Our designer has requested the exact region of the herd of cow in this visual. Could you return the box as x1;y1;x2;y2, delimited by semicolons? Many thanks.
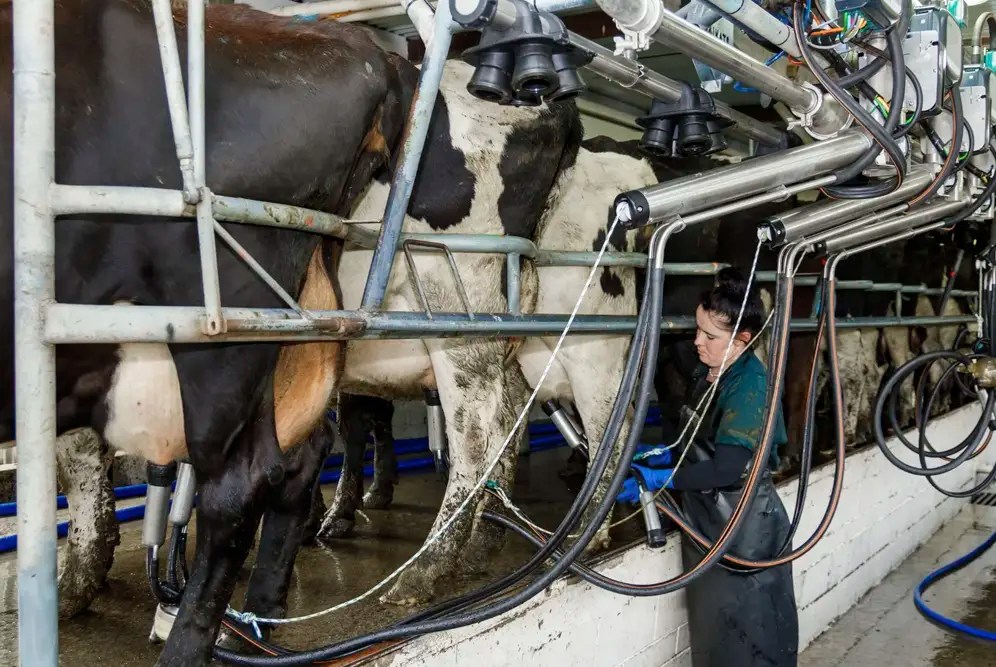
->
0;1;977;665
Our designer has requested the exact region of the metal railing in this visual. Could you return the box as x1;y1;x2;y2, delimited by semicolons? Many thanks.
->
9;1;981;662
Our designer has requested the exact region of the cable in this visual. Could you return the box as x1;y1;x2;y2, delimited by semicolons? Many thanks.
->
909;90;964;208
914;530;996;642
795;0;909;199
212;222;670;664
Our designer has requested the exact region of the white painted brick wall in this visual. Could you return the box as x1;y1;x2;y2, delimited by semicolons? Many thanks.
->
372;405;995;666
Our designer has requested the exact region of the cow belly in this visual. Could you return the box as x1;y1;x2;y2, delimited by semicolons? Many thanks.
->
273;245;341;451
340;338;435;400
103;343;187;464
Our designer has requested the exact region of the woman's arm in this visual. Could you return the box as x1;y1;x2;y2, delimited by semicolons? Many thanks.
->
670;443;752;491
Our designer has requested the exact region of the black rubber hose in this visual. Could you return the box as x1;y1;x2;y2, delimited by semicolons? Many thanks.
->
146;547;182;606
166;524;186;594
894;67;922;139
875;351;995;477
916;360;996;498
777;277;827;554
888;353;982;458
213;248;666;664
388;256;661;629
939;143;996;226
938;249;964;315
795;0;909;198
910;90;965;208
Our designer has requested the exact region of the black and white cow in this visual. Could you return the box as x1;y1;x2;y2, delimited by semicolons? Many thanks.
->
0;1;418;664
320;127;736;604
326;59;622;605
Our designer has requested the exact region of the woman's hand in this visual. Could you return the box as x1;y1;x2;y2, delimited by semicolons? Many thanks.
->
616;463;674;503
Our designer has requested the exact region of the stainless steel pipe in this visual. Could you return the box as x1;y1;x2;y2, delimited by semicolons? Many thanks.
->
569;33;785;146
614;130;872;227
759;167;935;246
821;198;966;254
594;0;813;110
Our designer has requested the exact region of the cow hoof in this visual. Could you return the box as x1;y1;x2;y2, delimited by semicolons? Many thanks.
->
58;585;99;620
582;531;612;556
380;594;422;607
216;622;273;652
362;488;393;510
317;515;356;540
380;571;436;607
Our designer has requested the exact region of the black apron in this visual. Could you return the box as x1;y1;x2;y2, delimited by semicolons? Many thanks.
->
677;370;799;667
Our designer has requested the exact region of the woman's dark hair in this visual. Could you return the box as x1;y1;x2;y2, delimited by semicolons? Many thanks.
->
698;266;765;334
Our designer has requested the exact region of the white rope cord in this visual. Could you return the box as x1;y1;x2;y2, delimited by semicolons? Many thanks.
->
658;240;765;494
229;215;625;626
483;240;769;534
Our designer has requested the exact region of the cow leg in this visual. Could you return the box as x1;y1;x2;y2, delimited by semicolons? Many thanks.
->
882;323;916;427
459;365;530;577
857;329;887;444
241;423;329;623
558;337;633;554
363;398;397;510
782;336;819;466
56;427;120;618
301;416;333;545
156;421;275;667
381;338;514;606
834;329;865;447
318;396;368;540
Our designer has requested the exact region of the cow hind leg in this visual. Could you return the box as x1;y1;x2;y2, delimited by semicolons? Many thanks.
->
559;337;633;554
318;398;368;540
242;423;329;624
156;428;274;666
301;416;333;545
381;339;515;606
459;366;530;577
56;428;120;619
363;399;397;510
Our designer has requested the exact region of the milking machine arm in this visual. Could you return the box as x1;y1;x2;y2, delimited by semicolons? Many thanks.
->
209;0;996;662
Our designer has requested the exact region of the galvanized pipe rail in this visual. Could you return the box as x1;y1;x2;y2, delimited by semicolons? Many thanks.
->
42;303;977;344
11;1;980;661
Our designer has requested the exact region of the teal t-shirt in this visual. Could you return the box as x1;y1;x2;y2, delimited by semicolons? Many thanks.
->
711;351;787;470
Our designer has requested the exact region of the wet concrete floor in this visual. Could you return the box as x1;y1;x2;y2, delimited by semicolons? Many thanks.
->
0;447;643;665
802;505;996;667
1;442;993;665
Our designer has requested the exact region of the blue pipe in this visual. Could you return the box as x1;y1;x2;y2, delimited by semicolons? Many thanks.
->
0;409;663;553
913;530;996;641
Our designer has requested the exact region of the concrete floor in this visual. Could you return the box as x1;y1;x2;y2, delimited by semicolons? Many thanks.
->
0;442;993;665
0;446;643;665
801;503;996;667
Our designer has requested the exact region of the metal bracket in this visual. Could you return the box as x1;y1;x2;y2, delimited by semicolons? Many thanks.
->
211;216;312;323
402;239;475;320
618;62;648;89
613;30;650;57
195;187;226;335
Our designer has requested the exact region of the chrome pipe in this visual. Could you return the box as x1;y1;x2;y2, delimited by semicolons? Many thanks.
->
615;130;872;227
759;167;935;246
821;199;966;254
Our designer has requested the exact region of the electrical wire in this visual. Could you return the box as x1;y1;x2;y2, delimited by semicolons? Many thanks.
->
794;0;910;199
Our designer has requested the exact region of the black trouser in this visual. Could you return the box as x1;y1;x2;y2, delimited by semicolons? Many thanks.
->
679;475;799;667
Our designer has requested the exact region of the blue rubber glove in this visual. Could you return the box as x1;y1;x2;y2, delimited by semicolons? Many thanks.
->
616;464;674;504
633;444;673;468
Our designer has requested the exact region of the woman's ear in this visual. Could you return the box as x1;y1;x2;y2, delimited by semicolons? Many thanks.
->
735;331;753;347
